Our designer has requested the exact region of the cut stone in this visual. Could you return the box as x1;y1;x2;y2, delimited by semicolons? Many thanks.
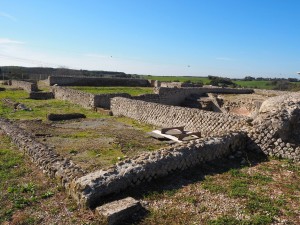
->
96;197;142;225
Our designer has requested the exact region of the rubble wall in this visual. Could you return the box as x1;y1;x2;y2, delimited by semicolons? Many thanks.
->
0;118;86;188
247;92;300;162
111;97;248;136
155;87;254;105
71;132;248;208
47;76;150;87
29;92;54;100
11;80;38;92
51;86;95;108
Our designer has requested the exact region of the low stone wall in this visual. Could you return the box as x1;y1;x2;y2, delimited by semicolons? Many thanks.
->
51;86;133;109
47;76;150;87
52;86;95;108
111;98;249;136
254;89;291;96
0;118;86;188
131;94;160;103
71;132;247;208
154;87;254;106
94;93;131;109
29;92;54;100
11;80;38;93
247;92;300;161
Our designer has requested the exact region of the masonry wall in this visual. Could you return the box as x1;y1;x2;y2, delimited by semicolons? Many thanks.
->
51;86;134;109
52;86;95;108
111;97;248;136
94;93;131;109
11;80;38;93
246;92;300;162
29;92;54;100
47;76;150;87
0;118;86;188
155;87;254;106
71;132;247;208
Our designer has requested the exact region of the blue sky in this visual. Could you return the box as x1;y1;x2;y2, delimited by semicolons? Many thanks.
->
0;0;299;78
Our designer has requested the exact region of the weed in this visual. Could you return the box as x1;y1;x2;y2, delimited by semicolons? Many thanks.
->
41;191;54;199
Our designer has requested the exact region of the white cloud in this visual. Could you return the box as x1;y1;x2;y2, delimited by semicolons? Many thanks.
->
0;12;16;21
0;38;24;45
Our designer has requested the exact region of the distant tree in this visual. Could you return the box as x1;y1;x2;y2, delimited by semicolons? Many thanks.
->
209;76;236;87
244;76;255;81
288;78;299;82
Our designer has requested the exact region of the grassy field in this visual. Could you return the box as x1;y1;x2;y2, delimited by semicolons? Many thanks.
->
137;157;300;225
0;133;98;224
71;86;154;96
234;80;276;89
0;87;105;121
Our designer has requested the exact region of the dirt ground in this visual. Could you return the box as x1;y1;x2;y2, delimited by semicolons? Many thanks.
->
16;118;167;172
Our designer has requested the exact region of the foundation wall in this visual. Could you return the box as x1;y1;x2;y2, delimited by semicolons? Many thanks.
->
47;76;150;87
11;80;38;92
111;97;248;136
71;132;248;208
155;87;254;105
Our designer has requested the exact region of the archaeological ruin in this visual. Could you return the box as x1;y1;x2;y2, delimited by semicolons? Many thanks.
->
1;75;300;224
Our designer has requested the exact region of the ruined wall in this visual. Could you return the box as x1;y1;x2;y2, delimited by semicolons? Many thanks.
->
94;93;131;109
221;100;262;117
155;87;254;106
111;98;248;136
71;132;247;208
47;76;150;87
246;92;300;161
29;92;54;100
51;86;95;108
0;118;86;188
131;94;160;103
51;86;133;109
11;80;38;92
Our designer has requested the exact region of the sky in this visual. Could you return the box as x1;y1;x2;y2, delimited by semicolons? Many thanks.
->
0;0;300;78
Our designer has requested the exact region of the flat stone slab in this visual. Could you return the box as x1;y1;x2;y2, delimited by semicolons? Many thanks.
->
96;197;142;225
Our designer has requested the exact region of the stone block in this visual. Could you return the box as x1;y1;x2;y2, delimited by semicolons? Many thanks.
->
96;197;142;225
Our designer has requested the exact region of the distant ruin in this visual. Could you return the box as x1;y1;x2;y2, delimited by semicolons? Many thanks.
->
1;75;299;222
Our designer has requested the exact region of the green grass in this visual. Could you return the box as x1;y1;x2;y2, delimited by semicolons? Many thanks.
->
202;168;281;224
0;134;98;224
0;87;106;120
234;80;276;89
71;86;154;96
114;116;157;132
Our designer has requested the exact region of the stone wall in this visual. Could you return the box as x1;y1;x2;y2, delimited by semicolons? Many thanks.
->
51;86;134;109
111;98;249;136
94;93;131;109
155;87;254;106
29;92;54;100
52;86;95;108
71;132;247;208
47;76;150;87
11;80;38;93
246;92;300;161
0;118;86;188
131;94;160;103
